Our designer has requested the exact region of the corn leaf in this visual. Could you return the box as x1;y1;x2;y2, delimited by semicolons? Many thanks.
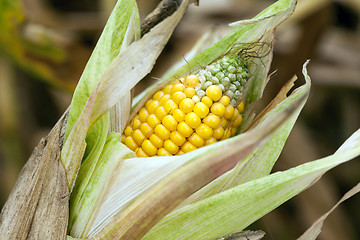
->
68;133;134;238
142;128;360;240
297;182;360;240
64;0;140;141
61;0;140;191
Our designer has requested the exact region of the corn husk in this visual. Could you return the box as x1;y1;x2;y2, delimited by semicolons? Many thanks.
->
2;0;360;240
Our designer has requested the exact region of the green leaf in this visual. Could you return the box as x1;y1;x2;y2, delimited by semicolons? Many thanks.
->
142;128;360;240
68;133;134;238
61;0;140;191
65;0;140;141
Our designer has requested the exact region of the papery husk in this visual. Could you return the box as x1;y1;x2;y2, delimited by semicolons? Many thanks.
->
0;111;69;239
297;182;360;240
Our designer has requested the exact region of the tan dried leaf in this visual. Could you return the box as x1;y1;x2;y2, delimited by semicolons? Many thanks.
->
0;112;69;239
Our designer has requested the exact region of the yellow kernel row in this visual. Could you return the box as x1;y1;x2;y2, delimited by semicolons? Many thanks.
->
122;75;245;157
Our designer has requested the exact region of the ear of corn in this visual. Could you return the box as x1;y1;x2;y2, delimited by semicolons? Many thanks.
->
122;55;248;157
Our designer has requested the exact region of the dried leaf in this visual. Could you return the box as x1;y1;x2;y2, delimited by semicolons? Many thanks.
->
0;113;69;239
297;182;360;240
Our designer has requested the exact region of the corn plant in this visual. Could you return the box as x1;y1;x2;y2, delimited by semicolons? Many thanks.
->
1;0;359;239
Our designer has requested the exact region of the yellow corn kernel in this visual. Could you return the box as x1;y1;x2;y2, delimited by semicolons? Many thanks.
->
206;85;222;101
213;126;224;140
125;136;138;151
141;140;157;156
173;79;182;84
159;94;171;105
163;99;178;114
132;116;141;129
231;108;239;121
176;150;185;155
153;90;164;101
162;115;177;131
124;125;133;136
205;137;217;145
179;98;195;113
170;131;186;146
210;102;226;117
233;114;243;127
154;124;170;140
163;85;172;94
172;109;185;122
185;112;201;129
171;83;185;94
231;127;237;135
158;147;172;156
181;141;197;153
149;134;164;148
145;99;153;109
193;102;209;118
140;122;153;137
121;134;126;143
172;91;186;105
203;114;221;129
133;129;145;146
177;122;193;138
147;114;161;128
188;133;205;147
201;96;213;108
222;129;232;140
237;101;245;113
196;123;213;140
224;105;235;119
184;75;199;88
155;106;167;120
220;118;228;128
184;87;196;98
136;147;149;157
218;95;230;107
139;107;149;122
146;100;160;114
164;139;179;154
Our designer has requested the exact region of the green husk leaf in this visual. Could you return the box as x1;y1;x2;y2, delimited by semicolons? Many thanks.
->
297;183;360;240
142;128;360;240
61;0;140;191
64;0;140;141
68;133;134;238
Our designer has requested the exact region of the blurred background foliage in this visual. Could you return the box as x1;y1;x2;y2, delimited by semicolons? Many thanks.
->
0;0;359;239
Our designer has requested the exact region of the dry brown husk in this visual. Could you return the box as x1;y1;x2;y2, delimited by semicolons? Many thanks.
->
0;111;69;239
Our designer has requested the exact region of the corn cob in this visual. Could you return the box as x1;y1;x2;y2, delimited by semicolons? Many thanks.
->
122;55;248;157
